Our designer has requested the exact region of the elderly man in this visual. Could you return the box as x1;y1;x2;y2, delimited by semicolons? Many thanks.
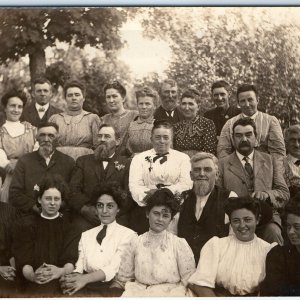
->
217;84;285;159
204;80;240;136
9;123;75;214
153;79;184;124
69;124;132;231
129;120;192;234
218;117;289;245
22;76;62;127
178;152;236;263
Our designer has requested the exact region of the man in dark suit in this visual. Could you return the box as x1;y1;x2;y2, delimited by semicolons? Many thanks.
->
22;77;62;127
9;122;75;214
69;124;132;232
218;117;290;245
154;79;184;124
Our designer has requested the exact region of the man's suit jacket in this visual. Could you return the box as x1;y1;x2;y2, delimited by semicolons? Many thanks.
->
22;102;62;127
153;106;184;124
69;154;131;213
218;150;289;209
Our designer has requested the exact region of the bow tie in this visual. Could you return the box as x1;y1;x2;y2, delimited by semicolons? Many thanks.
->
38;107;46;112
153;152;169;164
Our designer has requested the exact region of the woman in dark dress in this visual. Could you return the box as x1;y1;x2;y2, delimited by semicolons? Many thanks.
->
12;174;77;297
261;198;300;296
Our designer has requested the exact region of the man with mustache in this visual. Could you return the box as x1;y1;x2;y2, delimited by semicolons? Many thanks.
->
69;124;131;232
218;117;289;245
177;152;237;263
9;123;75;215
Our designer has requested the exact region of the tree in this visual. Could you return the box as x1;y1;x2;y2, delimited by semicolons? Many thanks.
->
0;8;127;83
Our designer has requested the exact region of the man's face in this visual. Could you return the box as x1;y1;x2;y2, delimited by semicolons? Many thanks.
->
287;131;300;159
33;83;52;106
37;126;58;157
190;158;217;196
95;126;119;160
233;124;256;156
160;83;178;111
151;127;172;155
238;90;258;117
212;87;229;109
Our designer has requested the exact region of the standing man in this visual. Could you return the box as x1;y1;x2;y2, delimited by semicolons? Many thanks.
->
217;84;285;159
154;79;184;124
204;80;240;137
22;77;62;127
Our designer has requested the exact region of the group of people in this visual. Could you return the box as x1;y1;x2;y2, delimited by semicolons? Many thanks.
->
0;76;299;297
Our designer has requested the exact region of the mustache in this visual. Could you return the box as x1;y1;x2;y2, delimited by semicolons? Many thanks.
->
239;141;251;147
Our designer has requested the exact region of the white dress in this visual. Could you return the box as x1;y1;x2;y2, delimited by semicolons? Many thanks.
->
115;230;196;297
188;235;276;295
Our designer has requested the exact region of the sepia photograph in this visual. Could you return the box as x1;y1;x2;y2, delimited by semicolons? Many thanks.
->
0;6;299;297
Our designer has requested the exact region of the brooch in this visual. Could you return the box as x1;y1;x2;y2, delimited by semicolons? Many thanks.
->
114;161;125;171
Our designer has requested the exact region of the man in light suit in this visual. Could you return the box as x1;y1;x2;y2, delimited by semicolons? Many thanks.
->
218;117;290;244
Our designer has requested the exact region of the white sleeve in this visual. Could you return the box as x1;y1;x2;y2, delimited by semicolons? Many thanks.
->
73;237;84;273
0;149;9;168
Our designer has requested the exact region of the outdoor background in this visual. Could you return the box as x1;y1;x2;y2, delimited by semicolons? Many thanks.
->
0;7;299;128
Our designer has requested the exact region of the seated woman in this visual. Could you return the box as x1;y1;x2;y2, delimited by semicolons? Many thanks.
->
49;80;101;160
127;86;158;156
188;196;276;296
112;188;196;297
173;88;217;157
101;81;138;156
0;89;36;203
12;174;77;297
261;198;300;296
60;183;136;296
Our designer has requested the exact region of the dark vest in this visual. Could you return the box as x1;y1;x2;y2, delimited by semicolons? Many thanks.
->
178;186;230;263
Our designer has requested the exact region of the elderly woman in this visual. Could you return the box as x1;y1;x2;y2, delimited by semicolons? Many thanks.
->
0;89;36;203
112;188;196;297
101;81;138;156
173;88;217;157
189;196;276;296
12;174;77;297
127;86;158;155
49;80;101;160
261;198;300;296
60;183;136;297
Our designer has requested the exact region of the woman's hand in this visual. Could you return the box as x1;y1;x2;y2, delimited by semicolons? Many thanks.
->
60;273;87;296
0;266;16;281
34;264;53;284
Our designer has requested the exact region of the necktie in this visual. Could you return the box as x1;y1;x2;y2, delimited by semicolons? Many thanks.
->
243;156;254;178
96;225;107;245
38;107;46;112
153;152;169;164
295;160;300;166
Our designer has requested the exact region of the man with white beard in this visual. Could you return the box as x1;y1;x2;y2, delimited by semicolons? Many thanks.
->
177;152;237;263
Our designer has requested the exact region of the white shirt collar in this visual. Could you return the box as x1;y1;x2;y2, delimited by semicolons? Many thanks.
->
99;220;117;232
236;150;254;163
287;154;300;164
40;212;60;219
35;102;50;111
242;111;258;119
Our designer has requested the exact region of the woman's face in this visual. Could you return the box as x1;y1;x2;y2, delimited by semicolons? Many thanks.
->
137;96;156;120
38;188;62;217
65;87;85;111
105;88;125;113
5;97;23;122
230;208;258;242
287;213;300;246
96;194;120;225
147;205;172;233
180;97;199;120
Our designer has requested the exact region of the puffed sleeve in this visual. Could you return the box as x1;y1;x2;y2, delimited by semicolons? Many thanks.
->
73;237;85;274
176;237;196;286
188;236;220;288
90;114;101;149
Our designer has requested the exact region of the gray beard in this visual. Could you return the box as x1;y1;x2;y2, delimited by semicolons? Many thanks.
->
94;144;109;161
194;181;211;197
39;144;54;157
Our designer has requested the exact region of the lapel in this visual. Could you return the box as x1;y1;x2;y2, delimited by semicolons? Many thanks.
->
253;150;266;178
198;188;216;224
228;152;247;183
93;157;104;182
29;103;41;122
105;155;120;181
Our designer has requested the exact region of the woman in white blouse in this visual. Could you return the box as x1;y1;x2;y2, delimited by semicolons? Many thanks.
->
112;188;196;297
60;183;136;296
188;196;277;296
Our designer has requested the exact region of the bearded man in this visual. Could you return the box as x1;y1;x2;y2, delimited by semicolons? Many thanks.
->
177;152;237;263
9;123;75;214
69;124;132;232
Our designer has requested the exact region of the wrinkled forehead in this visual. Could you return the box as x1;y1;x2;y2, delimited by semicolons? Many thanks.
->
34;82;51;91
38;126;58;135
192;158;216;170
98;126;116;138
233;125;255;135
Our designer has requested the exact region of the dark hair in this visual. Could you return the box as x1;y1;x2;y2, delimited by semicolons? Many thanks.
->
1;89;27;107
98;123;120;140
37;122;59;132
145;188;180;218
225;196;261;220
151;119;173;135
236;84;257;100
35;174;69;206
211;80;230;93
232;117;257;137
33;76;52;87
63;80;86;98
283;196;300;220
135;86;159;106
90;182;125;209
103;80;126;98
180;88;201;104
